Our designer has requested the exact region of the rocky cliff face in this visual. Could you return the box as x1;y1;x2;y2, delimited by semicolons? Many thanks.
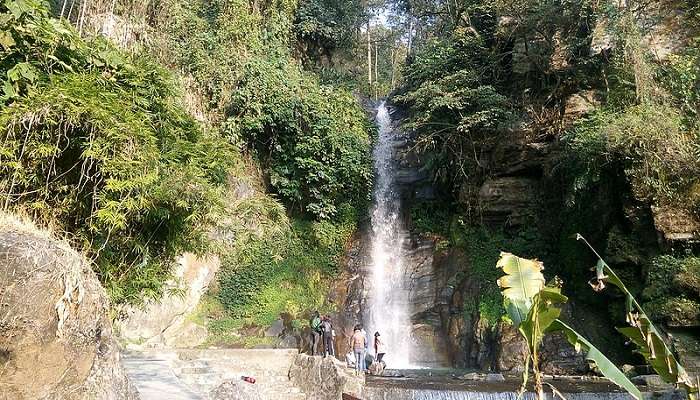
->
0;213;138;400
117;253;219;349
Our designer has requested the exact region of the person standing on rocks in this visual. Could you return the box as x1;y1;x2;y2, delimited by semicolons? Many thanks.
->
321;316;334;357
361;326;370;368
349;325;366;375
374;331;386;364
310;311;322;356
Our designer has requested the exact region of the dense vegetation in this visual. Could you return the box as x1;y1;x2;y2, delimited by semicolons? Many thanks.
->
394;0;700;335
0;0;373;318
0;0;234;305
3;0;698;365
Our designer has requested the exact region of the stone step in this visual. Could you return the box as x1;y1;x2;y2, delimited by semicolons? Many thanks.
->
122;349;304;399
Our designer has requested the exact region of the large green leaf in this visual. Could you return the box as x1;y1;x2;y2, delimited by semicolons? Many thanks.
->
550;320;642;400
497;252;545;326
520;286;568;345
579;234;698;399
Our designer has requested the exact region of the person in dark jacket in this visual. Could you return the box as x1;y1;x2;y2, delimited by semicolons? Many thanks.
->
321;316;334;357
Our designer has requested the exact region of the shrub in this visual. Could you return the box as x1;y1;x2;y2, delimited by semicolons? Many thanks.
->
230;57;373;218
0;0;235;305
216;204;357;326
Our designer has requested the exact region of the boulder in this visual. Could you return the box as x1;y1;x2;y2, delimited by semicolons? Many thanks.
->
591;1;693;61
631;375;674;390
651;205;700;242
0;213;138;400
563;91;601;126
288;354;364;400
117;253;220;348
208;379;261;400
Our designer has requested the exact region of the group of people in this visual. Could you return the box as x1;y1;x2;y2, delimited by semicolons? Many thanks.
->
348;324;386;375
310;311;335;357
309;311;387;375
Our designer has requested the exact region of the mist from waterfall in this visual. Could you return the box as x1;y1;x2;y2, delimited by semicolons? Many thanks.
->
367;101;414;368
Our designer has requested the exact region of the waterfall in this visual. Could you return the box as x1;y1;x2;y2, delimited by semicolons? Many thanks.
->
367;101;414;368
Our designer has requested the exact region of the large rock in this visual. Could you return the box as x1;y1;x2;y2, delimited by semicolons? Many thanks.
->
478;177;539;226
0;213;138;400
591;0;694;61
117;253;219;349
208;379;261;400
651;205;700;242
288;354;364;400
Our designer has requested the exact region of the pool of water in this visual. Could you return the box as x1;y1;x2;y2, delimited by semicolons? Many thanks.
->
363;370;686;400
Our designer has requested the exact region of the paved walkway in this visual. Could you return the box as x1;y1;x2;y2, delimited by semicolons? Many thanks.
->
120;349;305;400
122;353;202;400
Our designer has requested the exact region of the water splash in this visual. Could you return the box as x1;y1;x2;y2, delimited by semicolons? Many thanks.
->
367;101;414;368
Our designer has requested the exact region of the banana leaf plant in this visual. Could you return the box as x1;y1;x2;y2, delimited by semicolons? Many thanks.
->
497;252;642;400
576;234;699;400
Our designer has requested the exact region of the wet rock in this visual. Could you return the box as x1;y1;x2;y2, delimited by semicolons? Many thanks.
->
367;361;385;376
631;375;674;390
496;322;527;373
460;372;484;381
622;364;637;377
486;373;506;382
265;319;285;337
208;379;262;400
478;177;539;227
381;369;404;377
0;213;138;400
288;354;364;400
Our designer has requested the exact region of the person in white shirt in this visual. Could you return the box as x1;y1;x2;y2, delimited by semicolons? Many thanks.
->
374;331;386;363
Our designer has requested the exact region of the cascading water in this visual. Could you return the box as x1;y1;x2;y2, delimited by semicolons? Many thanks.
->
367;101;414;368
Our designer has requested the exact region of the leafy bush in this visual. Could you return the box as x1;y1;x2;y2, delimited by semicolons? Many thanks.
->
151;0;373;219
394;30;511;187
229;57;373;218
566;103;700;206
216;203;357;326
0;0;235;305
644;255;700;326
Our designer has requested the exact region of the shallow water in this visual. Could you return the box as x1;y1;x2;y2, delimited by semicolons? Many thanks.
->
363;372;684;400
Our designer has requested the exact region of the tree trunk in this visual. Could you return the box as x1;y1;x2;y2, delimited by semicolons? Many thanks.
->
390;47;395;90
367;22;372;88
374;39;378;100
407;18;413;54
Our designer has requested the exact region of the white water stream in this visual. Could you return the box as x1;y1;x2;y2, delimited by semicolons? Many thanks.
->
367;101;414;368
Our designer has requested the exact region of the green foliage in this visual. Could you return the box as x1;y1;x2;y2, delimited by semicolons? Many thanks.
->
152;0;373;219
215;203;357;327
580;235;698;400
229;58;373;218
0;0;235;305
410;202;551;325
293;0;366;53
644;255;700;326
565;103;699;206
497;252;641;400
395;29;511;186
